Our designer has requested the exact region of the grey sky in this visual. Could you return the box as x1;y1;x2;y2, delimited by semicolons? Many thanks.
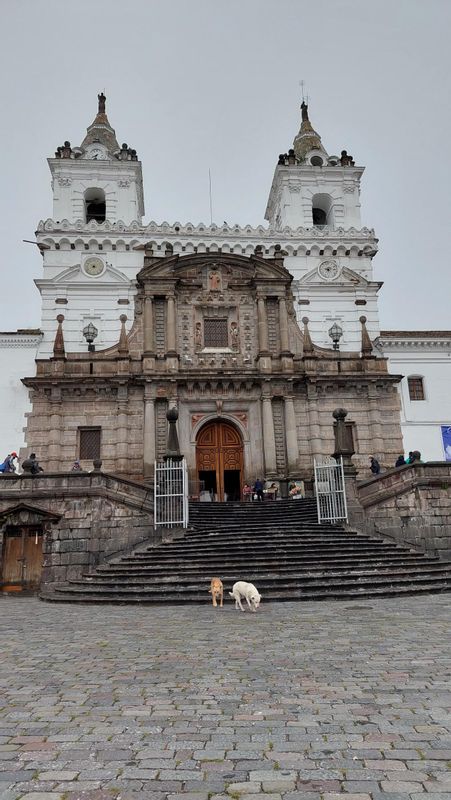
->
1;0;450;330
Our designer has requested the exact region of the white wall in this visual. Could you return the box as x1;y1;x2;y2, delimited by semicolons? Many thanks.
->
0;334;41;459
382;339;451;461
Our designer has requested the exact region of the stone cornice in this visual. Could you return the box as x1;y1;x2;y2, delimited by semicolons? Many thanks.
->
36;217;376;242
0;334;42;348
377;334;451;350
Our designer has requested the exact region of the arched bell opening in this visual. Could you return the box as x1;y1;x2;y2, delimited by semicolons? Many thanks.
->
195;419;244;502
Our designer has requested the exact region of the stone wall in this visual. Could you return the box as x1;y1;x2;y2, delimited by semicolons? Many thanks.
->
0;472;156;590
355;462;451;560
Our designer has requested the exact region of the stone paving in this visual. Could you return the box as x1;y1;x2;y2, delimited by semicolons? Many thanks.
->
1;595;451;800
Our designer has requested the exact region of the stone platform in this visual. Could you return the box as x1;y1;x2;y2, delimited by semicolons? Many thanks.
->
1;595;451;799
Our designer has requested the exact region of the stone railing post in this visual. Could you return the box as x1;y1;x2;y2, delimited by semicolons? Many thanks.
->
332;407;365;527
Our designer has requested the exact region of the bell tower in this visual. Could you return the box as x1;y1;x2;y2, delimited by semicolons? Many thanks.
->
265;102;362;231
49;93;144;225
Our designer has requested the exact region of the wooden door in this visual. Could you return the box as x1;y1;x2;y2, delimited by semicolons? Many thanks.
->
2;532;23;585
1;528;43;590
196;421;243;501
23;530;44;588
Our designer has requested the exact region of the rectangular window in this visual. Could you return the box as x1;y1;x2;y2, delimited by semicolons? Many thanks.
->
79;427;101;460
407;377;425;401
204;318;228;348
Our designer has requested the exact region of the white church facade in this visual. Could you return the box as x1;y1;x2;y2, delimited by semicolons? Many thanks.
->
1;94;450;481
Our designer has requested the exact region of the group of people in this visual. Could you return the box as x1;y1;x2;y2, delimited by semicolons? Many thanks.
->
0;453;85;475
243;479;279;502
370;450;423;476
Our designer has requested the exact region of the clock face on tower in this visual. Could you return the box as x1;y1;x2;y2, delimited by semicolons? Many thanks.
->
83;257;105;277
85;145;109;161
318;260;340;281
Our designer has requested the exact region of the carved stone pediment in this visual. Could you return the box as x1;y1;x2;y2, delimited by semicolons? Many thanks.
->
0;503;61;527
137;252;293;288
50;263;131;286
299;263;373;288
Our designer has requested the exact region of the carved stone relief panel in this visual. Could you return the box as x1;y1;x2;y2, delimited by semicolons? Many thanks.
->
266;297;280;355
154;298;166;355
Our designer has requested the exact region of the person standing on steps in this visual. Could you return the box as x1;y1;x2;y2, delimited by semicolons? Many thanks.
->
253;478;264;502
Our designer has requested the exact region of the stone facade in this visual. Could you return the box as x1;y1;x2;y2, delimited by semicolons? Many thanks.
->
356;462;451;559
0;472;156;590
21;249;403;497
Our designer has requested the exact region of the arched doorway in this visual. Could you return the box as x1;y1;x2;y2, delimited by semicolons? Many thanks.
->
196;420;243;501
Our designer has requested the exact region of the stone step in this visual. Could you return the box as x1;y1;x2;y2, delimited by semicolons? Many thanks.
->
49;576;451;603
43;498;451;604
107;552;434;570
77;565;451;589
121;547;422;564
94;558;443;579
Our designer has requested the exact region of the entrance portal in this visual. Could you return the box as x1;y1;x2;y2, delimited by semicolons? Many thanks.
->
196;420;243;501
1;527;44;592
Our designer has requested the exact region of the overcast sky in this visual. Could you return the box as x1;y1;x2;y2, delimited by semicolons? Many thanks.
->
1;0;450;330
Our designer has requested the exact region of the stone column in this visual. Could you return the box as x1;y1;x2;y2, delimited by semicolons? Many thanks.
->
262;394;277;477
284;394;299;474
47;410;62;471
143;295;154;352
306;385;323;462
166;294;177;354
368;388;384;458
143;384;156;479
116;407;128;473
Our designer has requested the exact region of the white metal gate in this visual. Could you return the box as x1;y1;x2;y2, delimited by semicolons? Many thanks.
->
154;457;189;528
314;456;348;524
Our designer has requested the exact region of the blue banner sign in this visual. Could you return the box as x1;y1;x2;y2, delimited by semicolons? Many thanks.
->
441;426;451;461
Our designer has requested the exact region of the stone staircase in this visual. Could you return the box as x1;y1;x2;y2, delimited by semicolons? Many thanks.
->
45;498;451;603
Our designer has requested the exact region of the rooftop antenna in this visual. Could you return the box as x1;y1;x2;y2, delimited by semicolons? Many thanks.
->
208;168;213;225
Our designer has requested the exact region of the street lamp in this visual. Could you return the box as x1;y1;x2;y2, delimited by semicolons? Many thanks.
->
83;322;98;352
328;322;343;351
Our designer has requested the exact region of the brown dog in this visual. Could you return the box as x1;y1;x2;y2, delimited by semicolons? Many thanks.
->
209;577;223;607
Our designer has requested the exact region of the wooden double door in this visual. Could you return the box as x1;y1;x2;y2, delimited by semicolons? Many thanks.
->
1;527;43;591
196;421;243;501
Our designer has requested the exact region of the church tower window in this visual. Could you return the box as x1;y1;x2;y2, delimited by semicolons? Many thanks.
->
312;193;333;228
85;188;106;223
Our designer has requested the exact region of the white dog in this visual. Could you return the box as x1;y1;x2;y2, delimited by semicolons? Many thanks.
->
229;581;262;612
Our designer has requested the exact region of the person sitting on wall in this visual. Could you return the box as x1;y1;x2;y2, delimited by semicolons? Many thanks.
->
369;456;381;475
409;450;423;463
395;455;406;468
21;453;44;475
0;452;18;473
265;482;278;501
71;460;83;471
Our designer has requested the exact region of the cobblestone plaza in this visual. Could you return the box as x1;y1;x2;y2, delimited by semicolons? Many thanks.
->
1;596;451;800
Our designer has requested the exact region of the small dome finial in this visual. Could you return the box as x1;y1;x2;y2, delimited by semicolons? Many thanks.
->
98;92;106;115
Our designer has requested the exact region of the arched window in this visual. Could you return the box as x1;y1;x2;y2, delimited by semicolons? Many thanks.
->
312;193;333;228
85;188;106;223
407;376;425;401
